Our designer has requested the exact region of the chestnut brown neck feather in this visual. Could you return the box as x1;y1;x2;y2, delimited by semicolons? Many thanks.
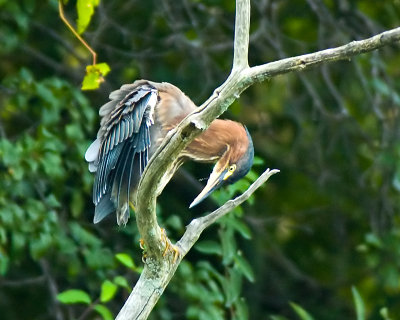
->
183;119;249;163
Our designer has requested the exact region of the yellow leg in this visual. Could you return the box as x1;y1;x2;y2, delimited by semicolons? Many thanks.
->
160;228;180;264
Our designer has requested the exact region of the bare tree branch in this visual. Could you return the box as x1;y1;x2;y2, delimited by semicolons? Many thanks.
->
116;0;400;318
245;27;400;82
232;0;250;71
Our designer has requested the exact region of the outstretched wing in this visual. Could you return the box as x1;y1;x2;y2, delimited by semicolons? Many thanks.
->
85;82;158;225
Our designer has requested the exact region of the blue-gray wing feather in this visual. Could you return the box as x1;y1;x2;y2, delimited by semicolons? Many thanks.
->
92;85;157;224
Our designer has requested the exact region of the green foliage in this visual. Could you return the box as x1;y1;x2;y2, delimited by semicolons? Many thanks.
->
171;170;259;319
0;68;96;274
379;307;393;320
352;286;366;320
57;289;92;305
115;252;136;269
290;302;315;320
94;304;114;320
0;60;126;319
56;283;118;319
82;62;111;90
195;240;222;255
113;275;131;292
233;252;254;283
55;252;135;318
100;280;118;302
76;0;99;34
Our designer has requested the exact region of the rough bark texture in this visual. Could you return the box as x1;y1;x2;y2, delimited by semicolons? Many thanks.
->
116;0;400;318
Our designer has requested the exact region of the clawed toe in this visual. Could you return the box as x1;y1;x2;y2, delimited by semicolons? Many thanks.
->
139;229;181;264
161;228;181;263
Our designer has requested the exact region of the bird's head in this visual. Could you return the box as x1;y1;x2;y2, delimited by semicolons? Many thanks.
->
189;127;254;208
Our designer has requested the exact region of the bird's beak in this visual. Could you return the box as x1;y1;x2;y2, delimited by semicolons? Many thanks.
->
189;166;228;208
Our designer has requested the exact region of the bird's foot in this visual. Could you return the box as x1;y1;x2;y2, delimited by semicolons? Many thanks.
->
139;238;147;263
160;228;180;264
139;238;145;250
139;229;180;264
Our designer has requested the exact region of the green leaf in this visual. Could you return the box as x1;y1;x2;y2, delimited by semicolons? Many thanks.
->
71;191;84;218
392;168;400;191
65;123;84;141
352;286;366;320
115;252;136;269
290;302;314;320
234;252;255;282
234;298;249;320
252;156;265;166
94;304;113;320
95;62;111;76
270;316;290;320
70;222;101;247
76;0;99;34
225;268;242;306
221;228;236;266
45;194;61;208
81;63;110;90
113;276;131;291
226;218;252;240
57;289;91;305
100;280;118;302
365;233;382;248
380;307;392;320
165;214;183;231
30;233;53;259
195;240;222;256
0;253;9;275
245;170;258;182
83;247;114;270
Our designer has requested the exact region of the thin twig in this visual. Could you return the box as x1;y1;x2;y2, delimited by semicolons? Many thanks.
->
40;259;64;320
58;0;97;65
0;275;46;287
177;168;280;254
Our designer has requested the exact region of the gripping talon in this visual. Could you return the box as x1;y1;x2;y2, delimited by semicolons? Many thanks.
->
139;238;147;263
160;228;181;263
162;239;170;257
139;238;145;250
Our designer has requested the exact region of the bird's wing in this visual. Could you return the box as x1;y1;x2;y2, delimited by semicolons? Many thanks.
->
85;82;158;224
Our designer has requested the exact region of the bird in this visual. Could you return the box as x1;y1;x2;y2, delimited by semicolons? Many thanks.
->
85;80;254;226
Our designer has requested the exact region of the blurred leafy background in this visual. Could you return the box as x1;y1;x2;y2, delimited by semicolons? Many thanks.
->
1;0;400;319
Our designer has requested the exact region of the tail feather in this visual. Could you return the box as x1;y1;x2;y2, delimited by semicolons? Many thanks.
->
116;202;130;226
94;192;115;223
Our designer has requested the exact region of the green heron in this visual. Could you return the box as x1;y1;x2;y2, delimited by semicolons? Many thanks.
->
85;80;254;225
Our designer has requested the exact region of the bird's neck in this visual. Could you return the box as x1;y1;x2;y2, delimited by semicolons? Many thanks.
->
184;119;247;163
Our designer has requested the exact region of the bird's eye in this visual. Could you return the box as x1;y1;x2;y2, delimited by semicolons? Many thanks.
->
229;164;236;172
